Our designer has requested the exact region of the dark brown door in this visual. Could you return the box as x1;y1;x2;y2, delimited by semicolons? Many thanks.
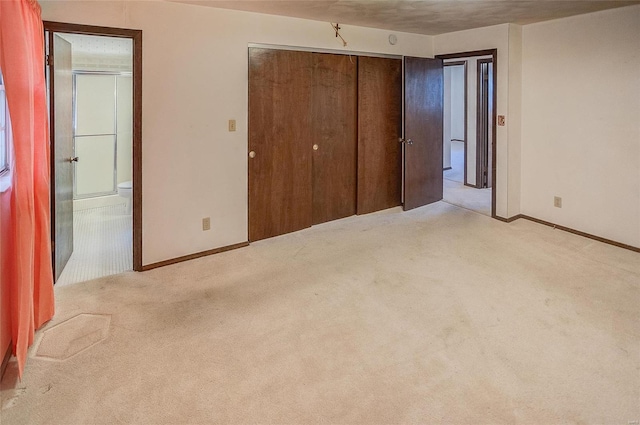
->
50;34;74;281
403;57;444;211
311;53;357;224
248;48;314;241
357;56;402;215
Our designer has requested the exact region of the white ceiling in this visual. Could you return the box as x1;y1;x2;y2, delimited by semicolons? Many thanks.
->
59;33;132;57
166;0;639;35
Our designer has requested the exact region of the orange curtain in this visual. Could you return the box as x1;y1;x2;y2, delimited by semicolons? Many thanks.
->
0;0;55;377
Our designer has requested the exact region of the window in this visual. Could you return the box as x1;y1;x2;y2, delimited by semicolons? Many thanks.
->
0;69;11;175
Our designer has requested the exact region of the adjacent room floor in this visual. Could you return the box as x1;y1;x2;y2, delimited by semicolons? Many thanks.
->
55;199;132;287
2;202;638;424
443;140;491;216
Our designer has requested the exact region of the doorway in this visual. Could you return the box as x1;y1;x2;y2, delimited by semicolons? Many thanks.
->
438;50;497;217
44;22;142;283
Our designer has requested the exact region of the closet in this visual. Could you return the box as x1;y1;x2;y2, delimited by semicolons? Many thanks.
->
248;47;404;242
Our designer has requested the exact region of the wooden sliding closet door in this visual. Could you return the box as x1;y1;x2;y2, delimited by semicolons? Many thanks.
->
357;56;402;215
311;53;358;225
248;48;314;241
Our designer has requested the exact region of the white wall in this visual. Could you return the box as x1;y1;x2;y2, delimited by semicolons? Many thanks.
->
443;66;452;169
465;57;480;186
40;0;435;265
443;64;465;170
450;65;465;141
434;24;523;218
521;5;640;247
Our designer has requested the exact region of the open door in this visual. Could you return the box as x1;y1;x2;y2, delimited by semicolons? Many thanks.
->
49;34;74;281
403;57;444;210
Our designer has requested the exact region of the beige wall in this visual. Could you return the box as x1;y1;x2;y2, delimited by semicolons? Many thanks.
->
450;65;465;141
39;1;639;264
40;0;435;265
521;5;640;247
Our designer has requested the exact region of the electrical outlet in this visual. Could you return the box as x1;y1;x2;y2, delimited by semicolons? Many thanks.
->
202;217;211;231
497;115;506;126
228;119;236;132
554;196;562;208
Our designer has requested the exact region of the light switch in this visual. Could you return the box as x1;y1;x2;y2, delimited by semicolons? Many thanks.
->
228;119;236;132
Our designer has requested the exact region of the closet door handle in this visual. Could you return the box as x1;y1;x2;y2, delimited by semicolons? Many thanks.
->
312;144;319;151
248;151;256;158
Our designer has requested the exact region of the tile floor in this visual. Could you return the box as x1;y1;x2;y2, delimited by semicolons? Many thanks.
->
55;201;132;287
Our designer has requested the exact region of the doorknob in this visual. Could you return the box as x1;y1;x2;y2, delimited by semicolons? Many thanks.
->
69;156;79;163
406;139;414;145
248;151;256;158
312;144;319;151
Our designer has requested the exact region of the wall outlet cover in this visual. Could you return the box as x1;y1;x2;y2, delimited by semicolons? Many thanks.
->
554;196;562;208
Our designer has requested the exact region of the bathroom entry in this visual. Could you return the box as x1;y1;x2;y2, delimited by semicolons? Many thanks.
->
47;30;134;285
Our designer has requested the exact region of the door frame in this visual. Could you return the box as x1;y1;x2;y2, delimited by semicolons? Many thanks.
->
442;61;468;186
476;58;493;189
44;21;143;272
436;49;497;219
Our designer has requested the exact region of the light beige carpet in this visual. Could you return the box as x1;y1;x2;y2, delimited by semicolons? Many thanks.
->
1;202;639;424
443;178;492;217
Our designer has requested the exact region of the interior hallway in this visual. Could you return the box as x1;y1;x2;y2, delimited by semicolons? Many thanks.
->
2;202;638;424
443;140;492;216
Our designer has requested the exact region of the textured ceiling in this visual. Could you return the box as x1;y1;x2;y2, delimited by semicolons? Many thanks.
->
166;0;639;35
59;33;132;56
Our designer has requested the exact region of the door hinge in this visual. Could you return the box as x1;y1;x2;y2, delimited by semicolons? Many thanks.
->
46;55;52;66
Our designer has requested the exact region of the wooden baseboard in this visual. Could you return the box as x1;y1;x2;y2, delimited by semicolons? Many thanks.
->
493;214;522;223
495;214;639;252
1;342;11;380
141;242;249;271
518;215;640;252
